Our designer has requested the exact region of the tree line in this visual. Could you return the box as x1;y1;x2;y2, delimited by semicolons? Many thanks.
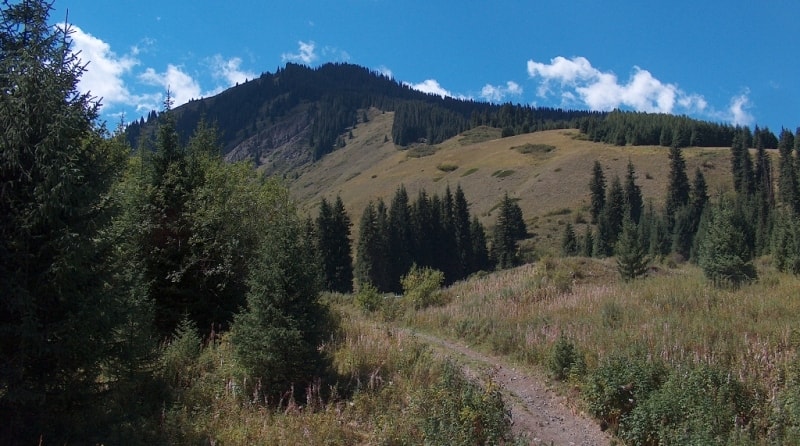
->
574;124;800;285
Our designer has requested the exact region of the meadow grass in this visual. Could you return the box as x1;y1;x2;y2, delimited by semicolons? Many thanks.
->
161;296;515;445
402;256;800;441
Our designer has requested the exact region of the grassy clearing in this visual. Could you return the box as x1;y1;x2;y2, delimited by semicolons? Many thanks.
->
161;296;516;445
400;257;800;442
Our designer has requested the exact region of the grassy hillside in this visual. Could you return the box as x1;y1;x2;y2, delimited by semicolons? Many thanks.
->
289;109;734;254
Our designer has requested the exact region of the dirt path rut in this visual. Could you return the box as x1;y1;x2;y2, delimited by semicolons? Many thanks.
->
409;330;612;446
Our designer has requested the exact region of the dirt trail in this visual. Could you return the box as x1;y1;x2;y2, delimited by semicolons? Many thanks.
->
409;330;612;446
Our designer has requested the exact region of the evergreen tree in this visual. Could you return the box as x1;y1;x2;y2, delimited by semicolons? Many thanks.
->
697;199;757;287
616;218;649;281
595;175;625;257
453;185;474;278
624;159;643;224
355;200;391;291
579;227;593;257
665;145;690;232
231;208;333;403
0;2;155;441
777;129;799;213
491;194;527;269
589;161;607;224
561;222;579;256
470;217;491;272
388;185;414;291
316;196;354;293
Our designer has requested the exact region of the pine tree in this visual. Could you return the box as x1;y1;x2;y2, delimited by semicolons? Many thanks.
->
470;217;491;272
616;218;649;281
491;194;527;268
355;200;391;291
624;159;643;224
582;227;595;257
231;210;333;403
589;161;607;224
561;222;579;256
0;2;154;441
388;186;414;290
697;199;757;287
316;196;354;293
777;129;799;213
665;145;690;232
453;185;474;277
595;175;625;257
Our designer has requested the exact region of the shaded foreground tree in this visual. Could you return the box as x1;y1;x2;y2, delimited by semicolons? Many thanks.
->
231;192;334;403
0;1;156;442
696;199;757;287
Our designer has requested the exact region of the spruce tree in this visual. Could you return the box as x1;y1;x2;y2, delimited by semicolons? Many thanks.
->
388;185;414;290
665;145;690;232
231;209;333;403
616;218;649;281
316;196;354;293
491;194;527;269
355;200;391;291
697;199;757;287
595;175;625;257
453;185;474;277
0;2;153;441
470;217;491;272
589;161;607;224
777;129;799;213
561;222;579;256
624;159;643;224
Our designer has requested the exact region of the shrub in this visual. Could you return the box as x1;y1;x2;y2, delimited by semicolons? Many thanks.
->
436;163;458;172
355;281;383;313
402;264;445;309
620;365;753;445
162;316;202;389
585;352;669;433
549;335;585;381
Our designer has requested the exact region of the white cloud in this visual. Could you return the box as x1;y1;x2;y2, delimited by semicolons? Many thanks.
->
139;64;202;107
282;40;317;65
727;91;755;127
66;24;138;107
526;55;752;125
481;81;523;102
210;55;256;86
406;79;452;98
376;65;393;78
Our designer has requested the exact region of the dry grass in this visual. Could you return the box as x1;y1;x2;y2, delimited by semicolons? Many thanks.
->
401;256;800;440
289;117;734;253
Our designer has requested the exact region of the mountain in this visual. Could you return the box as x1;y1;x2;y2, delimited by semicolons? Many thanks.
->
124;62;596;176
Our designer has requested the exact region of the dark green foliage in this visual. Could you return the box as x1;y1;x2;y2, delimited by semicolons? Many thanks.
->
355;200;392;292
777;128;799;213
620;365;753;446
388;185;414;292
589;160;606;224
731;128;755;195
491;194;528;268
624;159;643;224
453;185;474;276
582;227;595;257
315;196;354;293
416;361;513;445
549;335;585;381
771;209;800;274
470;217;491;272
578;110;737;148
231;210;333;403
665;145;690;232
696;199;757;287
585;353;669;434
0;2;155;441
595;175;625;257
616;218;649;281
561;222;580;256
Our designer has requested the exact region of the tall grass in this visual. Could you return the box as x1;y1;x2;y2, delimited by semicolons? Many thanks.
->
161;298;515;444
404;256;800;442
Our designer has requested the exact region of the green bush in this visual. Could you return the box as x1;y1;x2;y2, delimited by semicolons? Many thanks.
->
585;352;669;433
621;365;753;445
402;264;445;309
549;335;585;381
415;361;512;445
355;281;383;313
162;317;202;389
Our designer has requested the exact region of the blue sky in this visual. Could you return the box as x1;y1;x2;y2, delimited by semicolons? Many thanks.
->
53;0;799;132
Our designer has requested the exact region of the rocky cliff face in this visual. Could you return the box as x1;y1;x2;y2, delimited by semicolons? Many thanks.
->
224;106;314;176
